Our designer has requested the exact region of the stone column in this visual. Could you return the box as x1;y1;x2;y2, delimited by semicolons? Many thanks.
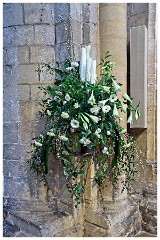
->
99;3;127;201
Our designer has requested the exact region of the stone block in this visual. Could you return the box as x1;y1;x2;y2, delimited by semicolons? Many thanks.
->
84;221;109;237
3;176;24;198
3;144;22;160
18;85;30;102
73;43;81;61
70;3;81;22
3;84;18;101
24;3;54;24
101;21;127;38
132;3;149;15
3;47;18;66
34;25;55;46
82;4;90;23
16;64;39;84
83;23;90;45
90;4;98;24
18;47;30;64
3;160;24;179
3;3;24;27
90;24;98;44
19;101;42;122
55;21;70;44
55;43;68;63
72;20;82;44
3;65;18;87
15;26;34;46
30;85;46;101
19;120;45;144
100;5;127;22
3;123;19;144
3;27;16;48
54;3;70;24
39;65;55;83
3;100;19;122
30;46;55;64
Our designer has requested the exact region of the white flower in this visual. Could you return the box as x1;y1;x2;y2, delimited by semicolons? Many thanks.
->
71;119;79;129
35;141;42;147
47;110;52;116
53;96;59;101
65;94;71;101
61;112;69;119
109;94;117;102
95;129;101;138
102;105;111;113
102;147;109;155
101;86;110;93
95;128;101;134
127;112;133;124
85;113;99;123
122;93;132;103
62;150;69;155
63;101;67;105
66;66;75;71
90;105;100;115
88;91;96;105
74;102;80;109
107;131;110;135
55;91;62;96
71;61;79;67
47;132;55;137
98;100;108;107
79;137;91;146
113;104;119;116
121;103;127;113
59;135;68;141
112;79;121;92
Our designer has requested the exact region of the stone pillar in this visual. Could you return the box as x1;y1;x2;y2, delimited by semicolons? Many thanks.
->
99;3;127;201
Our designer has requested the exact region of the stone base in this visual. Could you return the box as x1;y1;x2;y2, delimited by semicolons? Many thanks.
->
5;210;84;237
84;197;142;237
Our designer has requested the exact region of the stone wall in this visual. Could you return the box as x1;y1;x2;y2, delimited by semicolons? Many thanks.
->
127;3;157;235
3;2;99;237
3;3;156;237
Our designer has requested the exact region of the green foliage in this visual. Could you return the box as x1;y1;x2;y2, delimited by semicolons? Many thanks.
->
29;53;140;206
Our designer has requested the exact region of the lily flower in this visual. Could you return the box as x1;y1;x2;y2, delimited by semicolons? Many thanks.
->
122;93;132;103
127;111;133;124
113;104;119;116
85;113;99;123
90;105;100;115
88;91;96;105
101;86;110;93
112;79;121;92
98;100;108;107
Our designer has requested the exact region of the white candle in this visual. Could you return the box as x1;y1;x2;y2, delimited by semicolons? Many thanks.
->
80;47;86;81
90;60;97;84
86;57;92;81
85;45;91;81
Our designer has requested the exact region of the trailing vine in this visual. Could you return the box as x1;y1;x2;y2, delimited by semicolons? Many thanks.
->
28;52;140;206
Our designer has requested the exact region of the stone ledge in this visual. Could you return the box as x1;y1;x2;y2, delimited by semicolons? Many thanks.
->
5;210;77;237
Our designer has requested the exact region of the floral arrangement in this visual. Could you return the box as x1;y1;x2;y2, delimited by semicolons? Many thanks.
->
29;46;140;206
